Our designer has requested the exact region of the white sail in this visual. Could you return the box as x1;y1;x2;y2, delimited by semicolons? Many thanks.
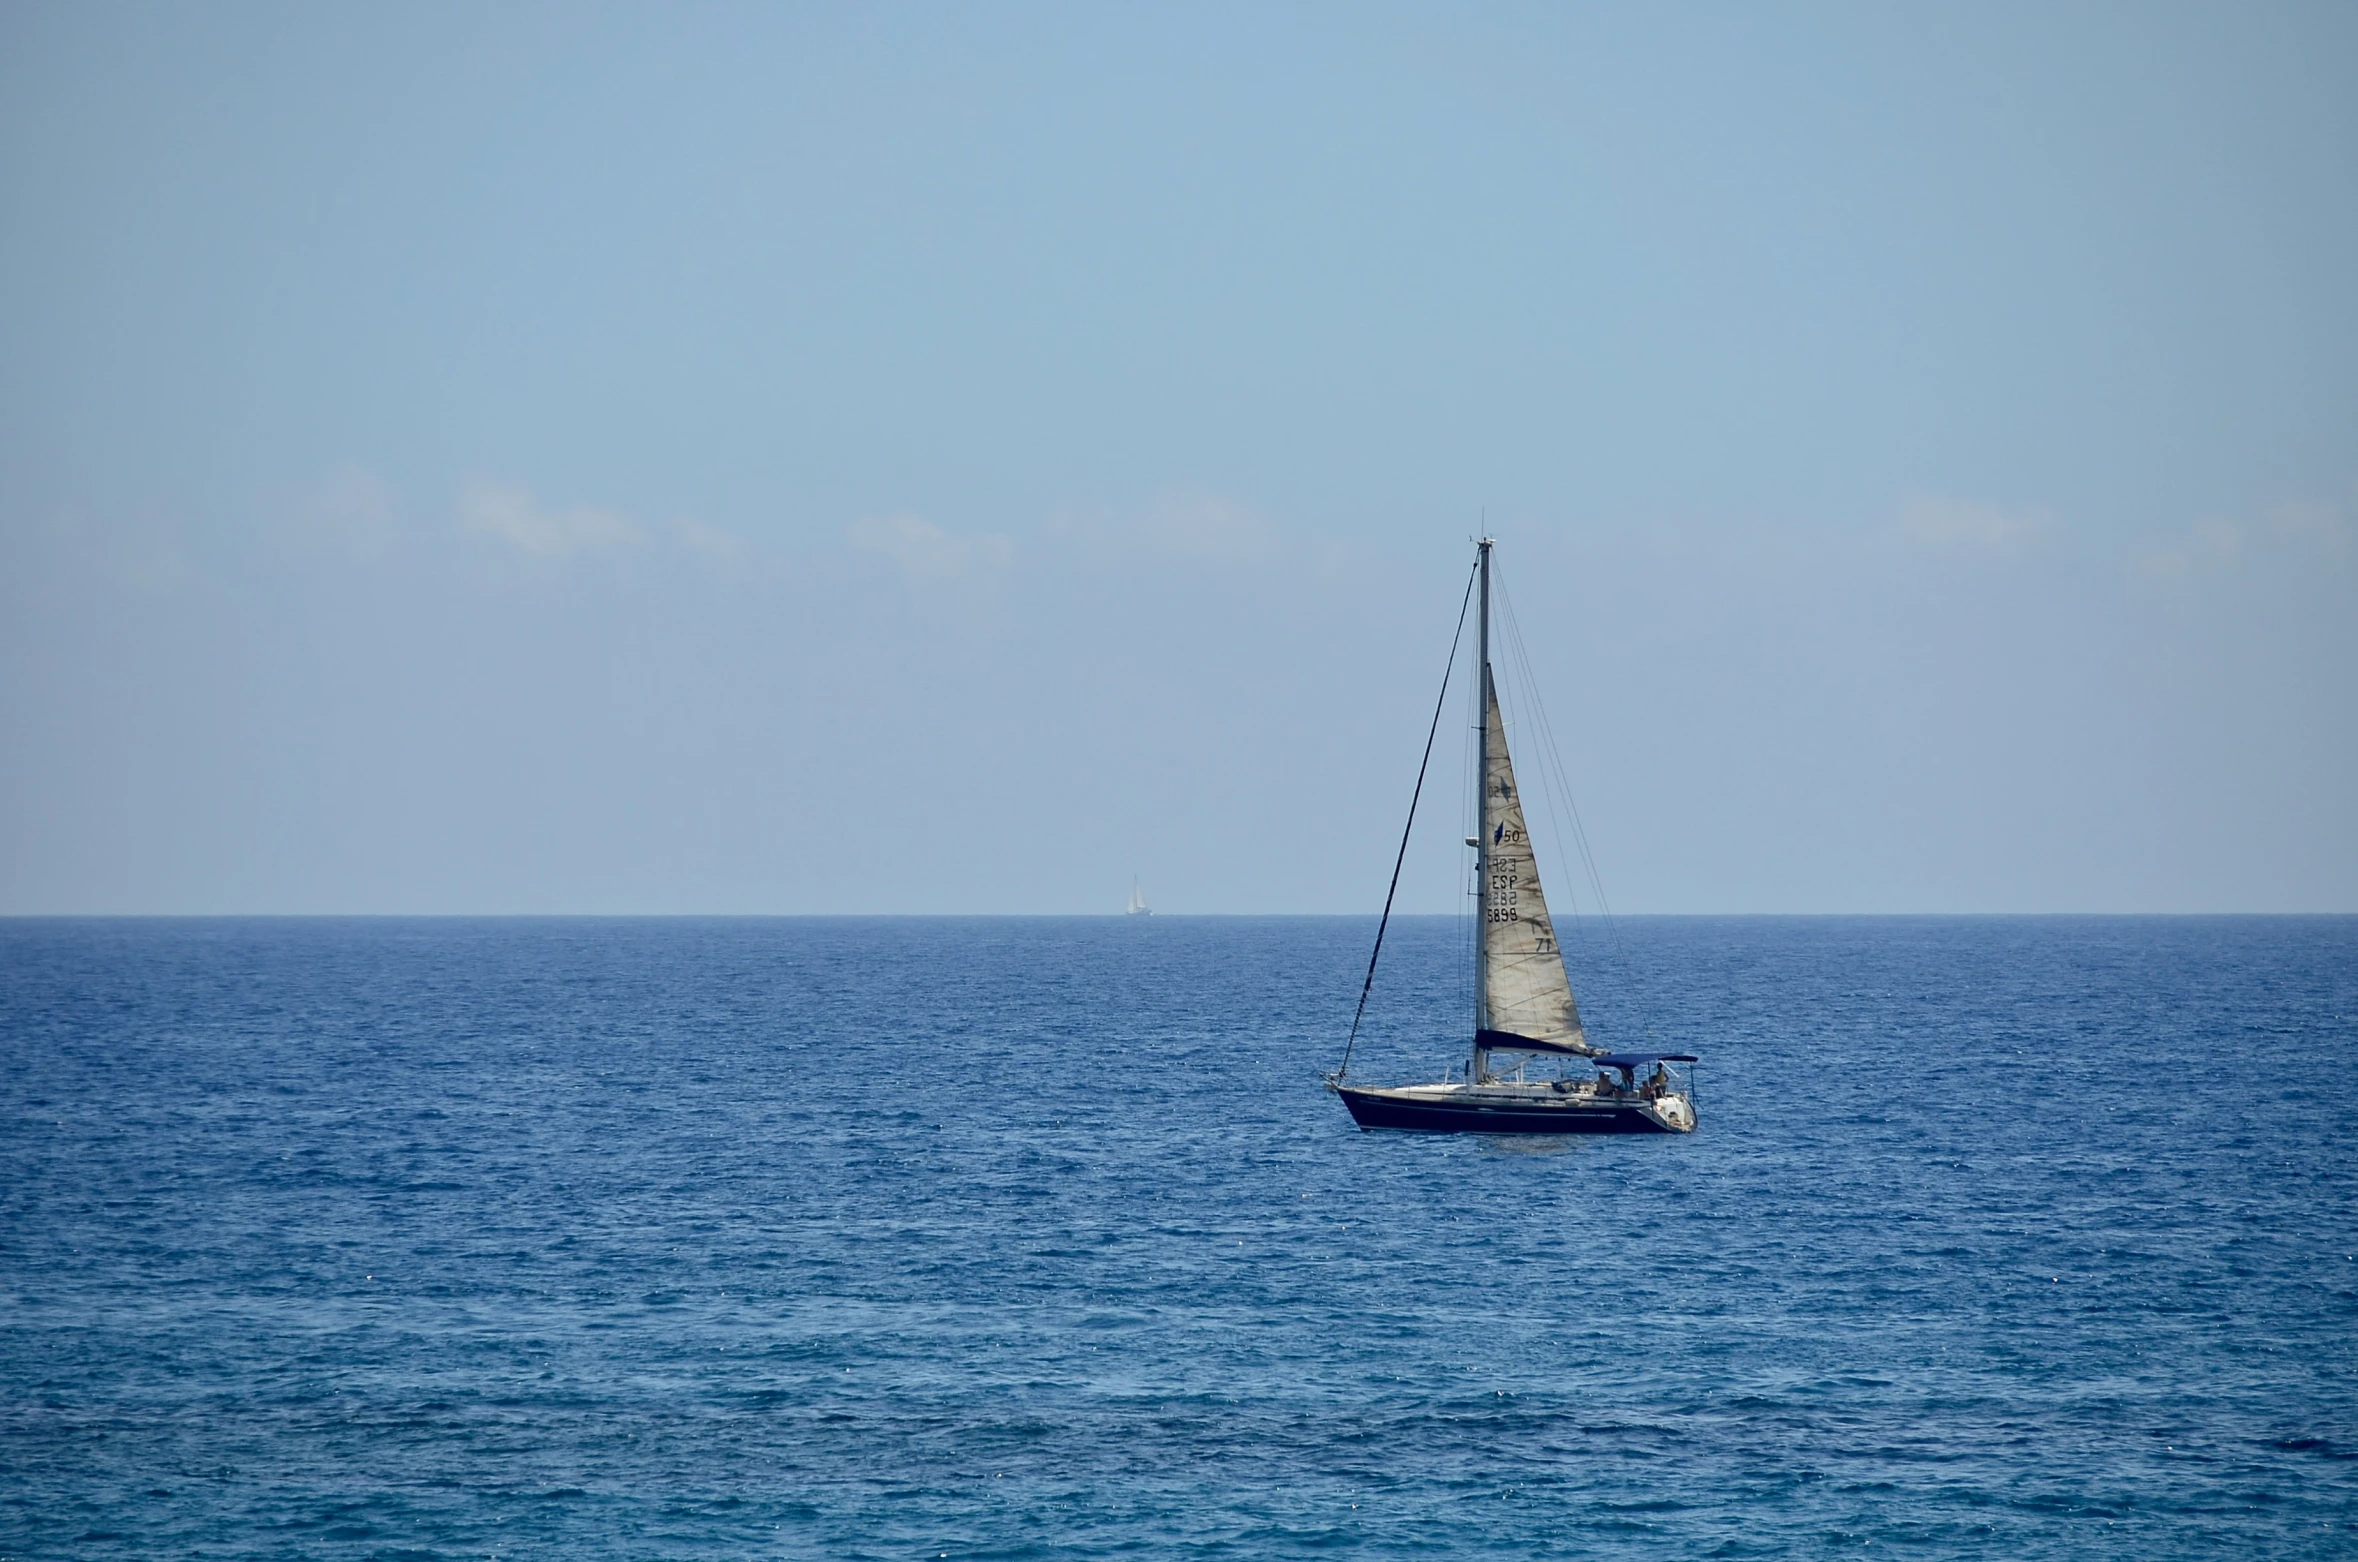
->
1479;684;1592;1054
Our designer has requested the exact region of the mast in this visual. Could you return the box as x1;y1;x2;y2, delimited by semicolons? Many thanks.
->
1473;536;1492;1084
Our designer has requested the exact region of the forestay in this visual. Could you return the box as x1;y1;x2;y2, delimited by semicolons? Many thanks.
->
1479;685;1594;1055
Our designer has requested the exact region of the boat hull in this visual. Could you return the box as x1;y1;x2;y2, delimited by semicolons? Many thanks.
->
1336;1084;1691;1135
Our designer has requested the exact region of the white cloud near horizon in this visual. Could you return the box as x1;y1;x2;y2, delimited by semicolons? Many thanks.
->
287;465;406;563
1046;489;1282;565
671;513;751;564
2131;498;2354;584
1;486;2352;915
846;511;1014;585
1899;493;2056;554
460;480;642;557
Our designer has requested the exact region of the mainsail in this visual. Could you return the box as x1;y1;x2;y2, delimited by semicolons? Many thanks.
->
1478;683;1593;1056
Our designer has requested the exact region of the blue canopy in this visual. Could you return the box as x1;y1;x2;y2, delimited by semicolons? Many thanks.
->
1593;1053;1698;1068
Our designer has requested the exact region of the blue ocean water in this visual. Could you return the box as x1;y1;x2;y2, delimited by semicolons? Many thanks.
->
2;915;2354;1559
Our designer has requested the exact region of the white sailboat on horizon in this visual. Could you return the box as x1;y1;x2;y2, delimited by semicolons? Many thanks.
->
1126;880;1152;917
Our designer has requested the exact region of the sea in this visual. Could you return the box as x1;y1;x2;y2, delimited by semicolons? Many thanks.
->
2;915;2354;1559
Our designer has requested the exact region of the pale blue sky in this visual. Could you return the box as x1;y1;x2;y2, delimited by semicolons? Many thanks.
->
2;2;2352;912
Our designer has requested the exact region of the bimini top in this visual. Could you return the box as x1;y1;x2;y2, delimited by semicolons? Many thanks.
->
1593;1052;1699;1068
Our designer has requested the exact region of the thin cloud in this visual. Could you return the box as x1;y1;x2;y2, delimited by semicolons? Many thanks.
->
1898;493;2055;554
1047;488;1280;564
846;511;1013;585
2133;498;2353;585
460;480;642;557
288;465;405;563
671;513;752;565
1130;489;1277;561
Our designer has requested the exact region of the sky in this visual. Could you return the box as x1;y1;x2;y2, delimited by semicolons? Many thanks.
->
1;1;2352;914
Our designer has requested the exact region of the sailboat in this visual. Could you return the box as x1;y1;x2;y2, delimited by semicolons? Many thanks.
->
1326;538;1697;1134
1126;880;1152;917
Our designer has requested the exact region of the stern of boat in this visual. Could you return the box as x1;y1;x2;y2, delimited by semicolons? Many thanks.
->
1644;1091;1697;1133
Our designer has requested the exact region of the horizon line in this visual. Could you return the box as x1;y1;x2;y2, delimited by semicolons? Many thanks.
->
3;910;2352;922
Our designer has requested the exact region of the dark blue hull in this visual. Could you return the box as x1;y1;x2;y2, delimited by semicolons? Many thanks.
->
1336;1086;1683;1135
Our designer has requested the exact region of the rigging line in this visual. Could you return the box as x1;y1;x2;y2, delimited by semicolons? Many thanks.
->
1494;585;1655;1042
1499;580;1575;920
1335;555;1479;1083
1508;584;1622;964
1488;601;1575;930
1495;589;1597;970
1447;655;1474;1080
1493;570;1627;966
1495;577;1588;927
1495;566;1665;1045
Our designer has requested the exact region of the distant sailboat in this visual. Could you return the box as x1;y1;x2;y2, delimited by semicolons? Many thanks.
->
1327;537;1697;1134
1126;880;1152;917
